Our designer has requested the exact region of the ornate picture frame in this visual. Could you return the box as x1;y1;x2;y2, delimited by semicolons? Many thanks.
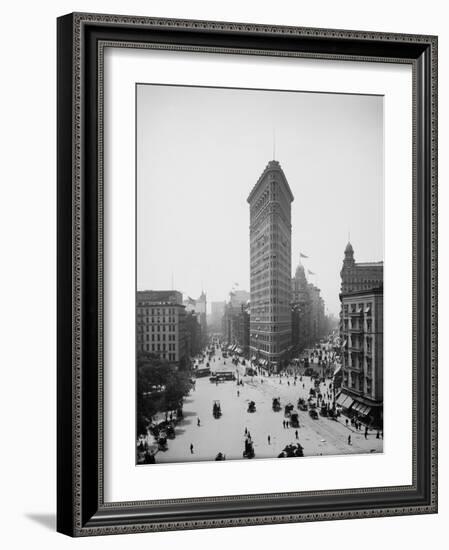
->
57;12;438;536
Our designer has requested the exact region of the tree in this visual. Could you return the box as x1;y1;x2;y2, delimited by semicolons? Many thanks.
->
136;352;193;437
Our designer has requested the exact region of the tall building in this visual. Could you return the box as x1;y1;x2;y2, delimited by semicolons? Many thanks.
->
291;262;312;352
338;288;383;426
229;290;250;307
196;291;207;337
308;283;325;343
291;260;326;352
183;291;208;345
136;290;187;363
223;302;250;355
247;160;294;369
337;242;384;427
210;301;226;332
222;290;250;355
185;310;202;358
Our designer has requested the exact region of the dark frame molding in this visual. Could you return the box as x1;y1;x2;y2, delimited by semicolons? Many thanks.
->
57;12;438;537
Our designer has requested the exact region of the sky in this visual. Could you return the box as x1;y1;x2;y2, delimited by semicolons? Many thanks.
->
137;84;384;316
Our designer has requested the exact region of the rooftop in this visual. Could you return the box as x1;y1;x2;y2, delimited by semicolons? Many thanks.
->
355;261;384;267
247;159;294;204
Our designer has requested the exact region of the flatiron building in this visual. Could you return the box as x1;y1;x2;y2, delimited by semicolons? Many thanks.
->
247;160;294;369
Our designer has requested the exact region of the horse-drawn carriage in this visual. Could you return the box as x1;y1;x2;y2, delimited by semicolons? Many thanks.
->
157;436;168;451
309;409;319;420
243;439;255;459
215;452;226;461
297;397;308;411
278;443;304;458
212;400;222;418
284;403;294;416
272;397;281;412
290;412;300;428
247;400;256;413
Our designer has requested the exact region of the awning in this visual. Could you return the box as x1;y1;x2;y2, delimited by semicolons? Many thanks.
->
333;365;342;376
336;393;354;408
352;402;371;415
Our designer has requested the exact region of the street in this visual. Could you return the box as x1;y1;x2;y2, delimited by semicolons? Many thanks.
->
150;350;383;464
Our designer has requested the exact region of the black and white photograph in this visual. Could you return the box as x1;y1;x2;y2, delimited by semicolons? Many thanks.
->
136;84;384;465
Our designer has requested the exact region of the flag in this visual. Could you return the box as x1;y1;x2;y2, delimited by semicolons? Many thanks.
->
300;252;308;259
308;270;315;275
187;296;196;306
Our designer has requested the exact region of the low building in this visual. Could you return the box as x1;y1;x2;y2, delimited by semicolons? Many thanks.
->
136;290;188;363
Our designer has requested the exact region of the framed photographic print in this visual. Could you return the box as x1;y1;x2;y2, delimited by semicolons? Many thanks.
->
57;13;438;536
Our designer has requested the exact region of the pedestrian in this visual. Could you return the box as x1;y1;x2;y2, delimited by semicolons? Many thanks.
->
190;443;194;454
197;418;201;427
376;431;380;439
237;390;240;397
364;426;368;439
295;430;298;439
286;421;289;428
245;427;248;436
287;381;290;386
282;420;286;429
268;435;271;445
348;435;351;445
